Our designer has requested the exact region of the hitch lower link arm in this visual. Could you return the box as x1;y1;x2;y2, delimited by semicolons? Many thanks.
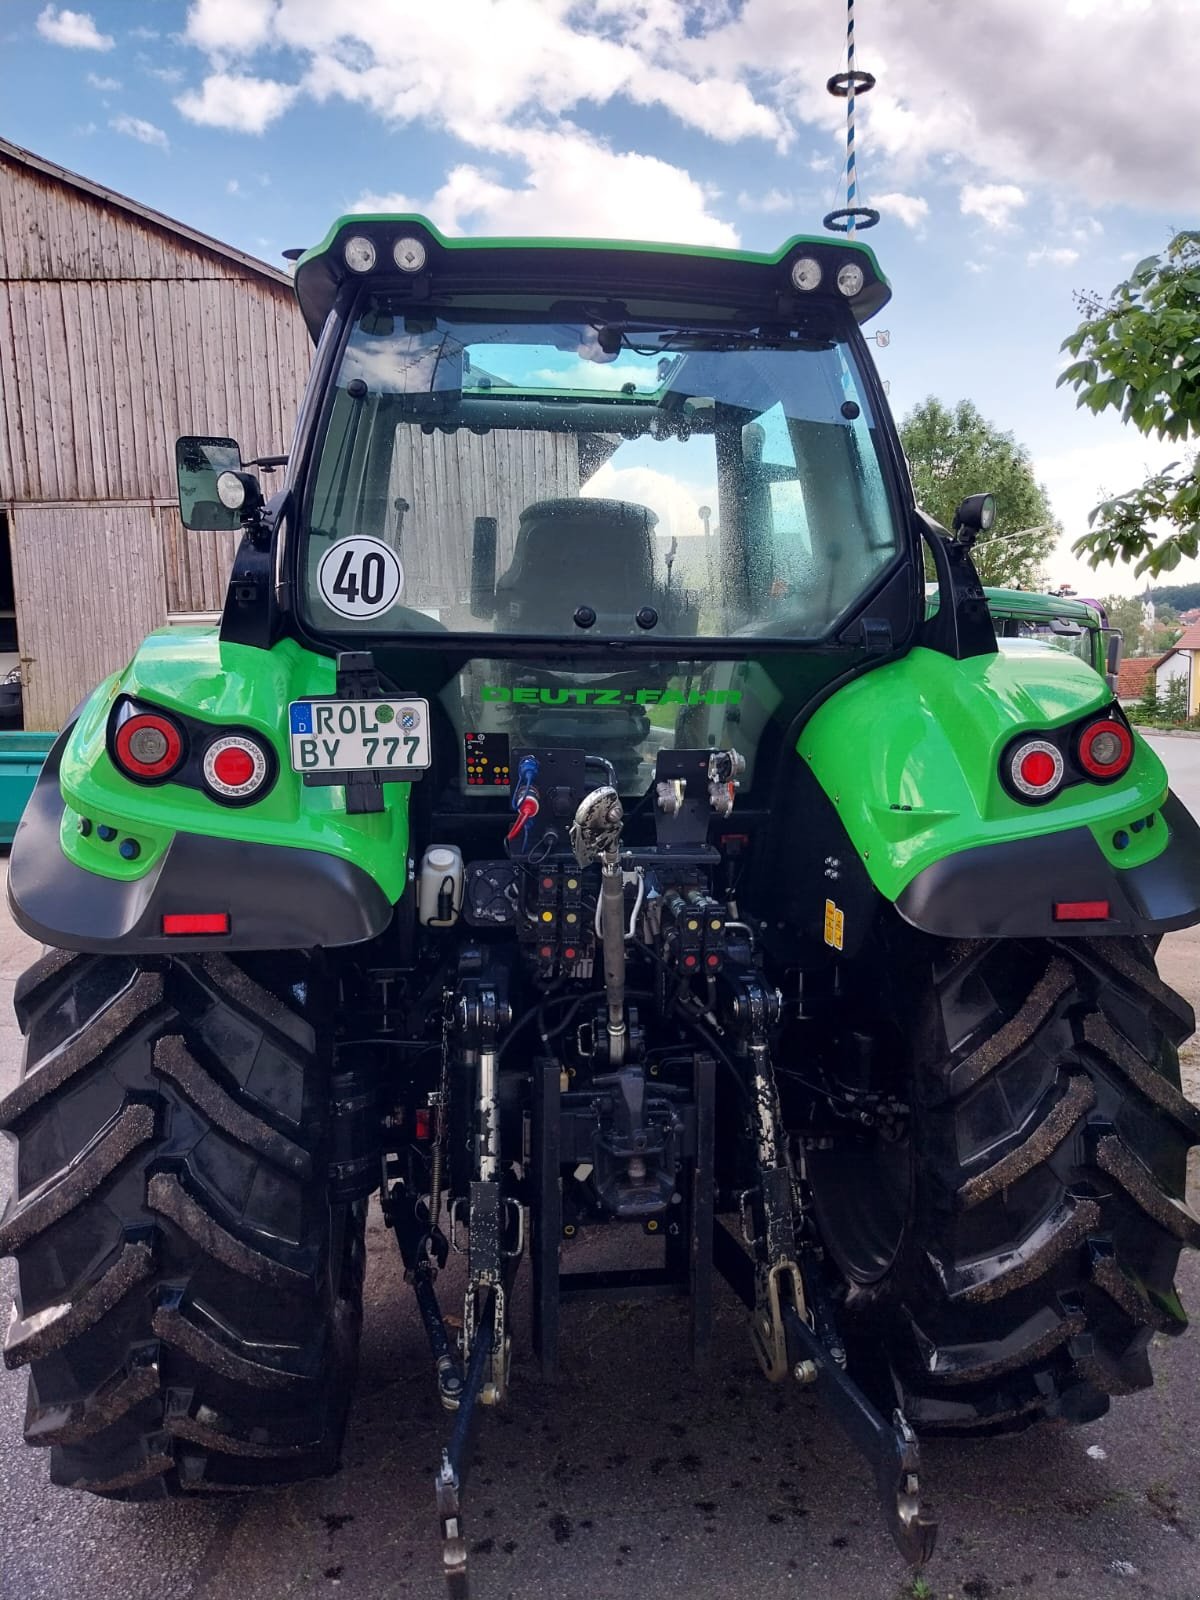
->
718;972;938;1567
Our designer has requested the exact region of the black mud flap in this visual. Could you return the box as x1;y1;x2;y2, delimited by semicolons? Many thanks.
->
8;723;394;953
896;791;1200;938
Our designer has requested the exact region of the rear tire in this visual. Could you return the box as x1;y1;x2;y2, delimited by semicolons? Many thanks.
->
0;948;365;1496
804;930;1199;1434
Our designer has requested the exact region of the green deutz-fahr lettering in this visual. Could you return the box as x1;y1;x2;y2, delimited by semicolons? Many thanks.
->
480;684;742;706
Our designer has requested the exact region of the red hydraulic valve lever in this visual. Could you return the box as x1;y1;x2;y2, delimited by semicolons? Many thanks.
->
506;793;539;841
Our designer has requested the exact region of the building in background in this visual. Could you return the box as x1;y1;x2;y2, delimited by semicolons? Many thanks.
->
0;137;310;729
1154;619;1200;718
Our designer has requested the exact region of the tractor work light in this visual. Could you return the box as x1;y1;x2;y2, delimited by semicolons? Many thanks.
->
393;236;427;272
216;471;247;510
836;262;865;297
343;235;377;273
113;710;184;782
1007;738;1065;801
202;734;271;803
1077;718;1133;781
791;256;822;291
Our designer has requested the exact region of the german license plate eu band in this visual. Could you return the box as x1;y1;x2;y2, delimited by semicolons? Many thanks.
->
288;698;431;773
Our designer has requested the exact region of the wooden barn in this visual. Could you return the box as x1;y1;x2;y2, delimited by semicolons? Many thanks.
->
0;136;311;730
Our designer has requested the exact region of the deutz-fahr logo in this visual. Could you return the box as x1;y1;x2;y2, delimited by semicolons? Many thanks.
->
481;685;742;707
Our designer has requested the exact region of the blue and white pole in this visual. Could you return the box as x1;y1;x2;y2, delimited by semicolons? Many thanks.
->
845;0;858;235
823;0;879;234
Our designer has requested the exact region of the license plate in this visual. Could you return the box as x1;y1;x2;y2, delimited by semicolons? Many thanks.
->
288;698;431;773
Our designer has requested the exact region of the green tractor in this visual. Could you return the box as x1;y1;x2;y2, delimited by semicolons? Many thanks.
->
4;219;1200;1587
981;587;1123;690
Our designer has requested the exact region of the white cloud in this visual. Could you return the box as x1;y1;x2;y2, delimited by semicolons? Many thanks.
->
588;463;718;544
184;0;276;54
674;0;1200;210
354;125;739;249
873;191;929;231
86;71;120;90
176;73;299;134
182;0;784;149
37;5;113;50
226;177;241;195
960;182;1027;232
146;65;184;85
110;113;169;150
1027;246;1080;268
736;188;796;214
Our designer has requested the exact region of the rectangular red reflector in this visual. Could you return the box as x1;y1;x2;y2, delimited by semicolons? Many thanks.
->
162;913;230;936
414;1107;432;1140
1053;900;1110;922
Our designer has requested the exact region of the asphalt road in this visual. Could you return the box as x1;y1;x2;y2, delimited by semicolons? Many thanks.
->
1;742;1199;1600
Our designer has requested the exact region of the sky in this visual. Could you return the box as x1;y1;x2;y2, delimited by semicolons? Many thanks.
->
2;0;1196;598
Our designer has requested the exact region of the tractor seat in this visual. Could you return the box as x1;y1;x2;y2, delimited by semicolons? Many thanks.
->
494;498;659;632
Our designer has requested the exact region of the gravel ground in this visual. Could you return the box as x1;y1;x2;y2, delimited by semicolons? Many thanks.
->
1;737;1198;1600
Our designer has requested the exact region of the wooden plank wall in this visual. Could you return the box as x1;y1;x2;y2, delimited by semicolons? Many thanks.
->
12;503;168;729
0;278;311;504
0;156;310;594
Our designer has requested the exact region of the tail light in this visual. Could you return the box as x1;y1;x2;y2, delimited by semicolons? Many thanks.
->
1006;738;1065;801
202;734;271;803
113;710;184;782
1077;718;1133;781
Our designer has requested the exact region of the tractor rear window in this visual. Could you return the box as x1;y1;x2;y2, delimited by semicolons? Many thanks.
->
299;307;901;642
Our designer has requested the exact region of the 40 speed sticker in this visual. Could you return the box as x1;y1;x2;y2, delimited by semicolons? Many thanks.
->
317;536;403;620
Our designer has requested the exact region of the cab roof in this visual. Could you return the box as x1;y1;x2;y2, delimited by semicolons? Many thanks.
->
983;587;1105;625
292;214;891;342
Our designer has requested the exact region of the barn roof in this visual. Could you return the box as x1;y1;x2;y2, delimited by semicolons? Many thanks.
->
0;134;293;292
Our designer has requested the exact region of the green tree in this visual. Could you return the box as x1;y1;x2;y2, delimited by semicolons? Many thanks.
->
1058;230;1200;576
1100;592;1147;650
1161;672;1189;725
1136;671;1161;724
1147;604;1183;655
900;398;1060;586
1147;582;1200;611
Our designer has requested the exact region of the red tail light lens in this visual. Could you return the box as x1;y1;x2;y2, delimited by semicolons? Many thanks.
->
114;711;184;781
1008;738;1065;801
202;734;270;802
1077;718;1133;781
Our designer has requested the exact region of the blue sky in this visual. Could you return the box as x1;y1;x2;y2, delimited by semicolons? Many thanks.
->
3;0;1197;596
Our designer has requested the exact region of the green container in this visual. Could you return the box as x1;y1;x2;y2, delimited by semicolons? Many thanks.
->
0;732;55;846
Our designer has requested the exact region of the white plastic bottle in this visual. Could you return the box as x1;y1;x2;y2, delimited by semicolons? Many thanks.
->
417;845;465;926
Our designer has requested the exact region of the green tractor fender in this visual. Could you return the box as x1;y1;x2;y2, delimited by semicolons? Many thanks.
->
801;643;1200;939
7;628;410;952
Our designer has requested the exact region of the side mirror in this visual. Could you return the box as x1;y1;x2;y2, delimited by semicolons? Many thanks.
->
176;436;243;531
470;516;498;619
1104;627;1123;691
952;492;997;542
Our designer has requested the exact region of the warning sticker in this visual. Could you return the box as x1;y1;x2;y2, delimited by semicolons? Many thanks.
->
823;898;845;952
317;536;403;620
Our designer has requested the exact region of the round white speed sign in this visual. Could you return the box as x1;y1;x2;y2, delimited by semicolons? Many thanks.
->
317;536;403;619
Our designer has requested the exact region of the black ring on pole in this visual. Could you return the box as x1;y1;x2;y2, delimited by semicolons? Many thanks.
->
823;207;881;233
826;70;876;97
